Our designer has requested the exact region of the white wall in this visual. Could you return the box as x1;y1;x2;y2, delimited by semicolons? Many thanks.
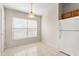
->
0;4;2;55
0;4;5;55
41;3;59;50
5;8;41;48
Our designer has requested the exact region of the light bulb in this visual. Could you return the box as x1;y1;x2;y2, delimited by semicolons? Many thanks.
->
28;11;35;18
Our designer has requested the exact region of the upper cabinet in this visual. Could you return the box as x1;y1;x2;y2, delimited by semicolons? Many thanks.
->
62;11;72;19
62;9;79;19
59;3;79;20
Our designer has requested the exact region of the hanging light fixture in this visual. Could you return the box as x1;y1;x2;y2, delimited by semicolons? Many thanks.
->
28;3;35;18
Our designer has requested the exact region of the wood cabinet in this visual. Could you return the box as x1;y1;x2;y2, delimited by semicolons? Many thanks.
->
72;9;79;16
62;12;72;19
62;9;79;19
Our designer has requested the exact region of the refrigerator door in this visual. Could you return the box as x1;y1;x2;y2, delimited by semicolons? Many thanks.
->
59;16;79;55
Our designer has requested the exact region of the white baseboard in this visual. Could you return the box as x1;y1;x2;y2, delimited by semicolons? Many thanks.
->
0;51;1;56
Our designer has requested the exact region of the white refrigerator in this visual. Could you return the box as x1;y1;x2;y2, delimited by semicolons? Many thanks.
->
59;16;79;56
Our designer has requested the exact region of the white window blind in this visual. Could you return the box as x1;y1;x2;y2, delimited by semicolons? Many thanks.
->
12;17;38;40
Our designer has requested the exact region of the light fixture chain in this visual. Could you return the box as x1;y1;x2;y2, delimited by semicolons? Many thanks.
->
31;3;33;11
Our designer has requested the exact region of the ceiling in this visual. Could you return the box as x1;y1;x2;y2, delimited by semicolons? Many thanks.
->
3;3;55;16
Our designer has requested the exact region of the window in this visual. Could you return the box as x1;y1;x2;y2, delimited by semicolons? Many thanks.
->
12;17;37;40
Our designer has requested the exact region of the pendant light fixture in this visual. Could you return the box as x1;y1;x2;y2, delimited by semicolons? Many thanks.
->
28;3;35;18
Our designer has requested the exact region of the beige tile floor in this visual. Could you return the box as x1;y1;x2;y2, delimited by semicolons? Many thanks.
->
2;42;66;56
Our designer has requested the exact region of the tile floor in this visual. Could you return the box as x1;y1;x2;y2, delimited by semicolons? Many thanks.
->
2;42;66;56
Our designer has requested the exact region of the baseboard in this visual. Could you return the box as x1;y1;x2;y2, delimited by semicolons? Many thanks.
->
0;51;1;56
59;51;70;56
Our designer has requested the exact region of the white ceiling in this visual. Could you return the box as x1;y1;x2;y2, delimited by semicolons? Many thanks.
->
3;3;55;16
